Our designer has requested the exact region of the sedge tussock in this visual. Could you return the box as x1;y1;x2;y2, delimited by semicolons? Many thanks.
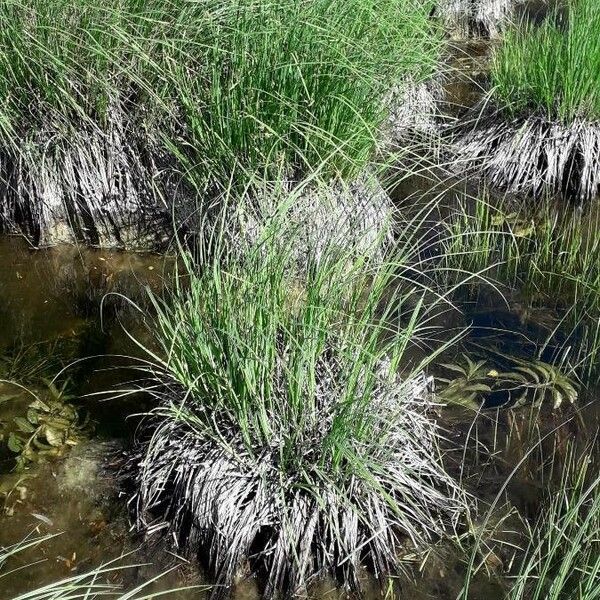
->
0;0;442;247
453;0;600;202
128;208;468;598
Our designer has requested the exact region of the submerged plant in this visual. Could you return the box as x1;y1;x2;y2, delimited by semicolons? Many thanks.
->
440;193;600;384
436;353;578;410
437;355;495;410
1;379;89;471
127;205;467;598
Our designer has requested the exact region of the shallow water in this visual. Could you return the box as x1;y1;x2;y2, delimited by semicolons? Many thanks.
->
0;238;197;597
0;227;596;600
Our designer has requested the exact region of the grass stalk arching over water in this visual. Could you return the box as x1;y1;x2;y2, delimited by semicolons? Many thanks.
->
491;0;600;123
441;193;600;384
126;190;468;598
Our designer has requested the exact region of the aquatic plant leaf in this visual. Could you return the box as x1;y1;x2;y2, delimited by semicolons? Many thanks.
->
26;409;39;425
461;384;492;393
13;416;35;434
29;399;51;412
514;365;542;384
7;432;24;453
44;426;66;447
439;362;469;376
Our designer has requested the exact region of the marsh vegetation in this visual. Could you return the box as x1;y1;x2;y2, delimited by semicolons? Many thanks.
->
1;0;600;599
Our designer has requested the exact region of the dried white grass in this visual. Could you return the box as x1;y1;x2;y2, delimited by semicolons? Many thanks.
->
0;108;173;248
132;366;466;599
436;0;515;38
387;79;443;142
224;172;395;268
453;115;600;202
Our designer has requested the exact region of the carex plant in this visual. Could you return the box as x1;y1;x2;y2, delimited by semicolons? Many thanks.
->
0;0;441;246
506;447;600;600
125;185;468;599
453;0;600;202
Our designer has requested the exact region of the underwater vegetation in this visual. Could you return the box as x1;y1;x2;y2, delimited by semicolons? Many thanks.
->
0;339;93;471
441;194;600;384
453;0;600;201
436;353;578;410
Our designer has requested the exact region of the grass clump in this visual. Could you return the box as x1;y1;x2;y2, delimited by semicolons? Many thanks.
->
129;196;466;598
454;0;600;202
0;0;442;245
492;0;600;123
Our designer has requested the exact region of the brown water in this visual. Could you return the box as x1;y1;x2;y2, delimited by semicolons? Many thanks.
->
0;233;596;600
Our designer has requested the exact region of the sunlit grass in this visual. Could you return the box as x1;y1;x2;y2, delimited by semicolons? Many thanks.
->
507;452;600;600
125;186;468;598
492;0;600;122
0;0;441;187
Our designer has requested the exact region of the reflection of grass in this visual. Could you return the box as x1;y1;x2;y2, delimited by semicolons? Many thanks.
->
440;194;600;383
129;200;467;598
492;0;600;122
